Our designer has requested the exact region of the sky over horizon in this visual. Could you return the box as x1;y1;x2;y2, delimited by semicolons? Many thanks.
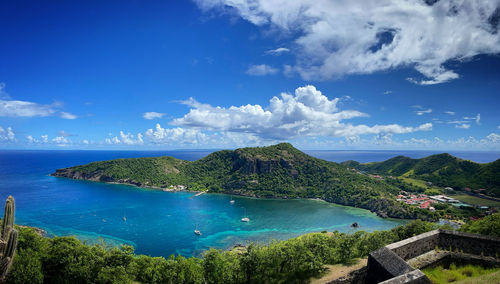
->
1;0;500;150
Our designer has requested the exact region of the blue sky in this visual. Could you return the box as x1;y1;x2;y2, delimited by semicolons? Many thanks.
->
1;0;499;150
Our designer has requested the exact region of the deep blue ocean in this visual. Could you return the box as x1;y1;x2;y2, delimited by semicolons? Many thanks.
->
0;149;498;257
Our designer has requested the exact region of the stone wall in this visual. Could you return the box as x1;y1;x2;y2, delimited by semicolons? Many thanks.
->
386;230;440;260
365;229;500;283
439;230;500;257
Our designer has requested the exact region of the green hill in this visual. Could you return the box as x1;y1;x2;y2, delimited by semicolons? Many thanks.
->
51;143;435;220
342;153;500;197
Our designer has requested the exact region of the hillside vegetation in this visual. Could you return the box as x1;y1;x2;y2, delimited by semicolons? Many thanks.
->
342;153;500;197
52;143;434;220
9;214;500;284
7;220;440;284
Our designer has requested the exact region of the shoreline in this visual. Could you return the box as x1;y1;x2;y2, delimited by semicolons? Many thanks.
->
50;175;413;221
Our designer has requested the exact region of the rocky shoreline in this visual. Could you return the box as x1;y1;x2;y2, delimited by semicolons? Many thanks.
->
51;170;416;221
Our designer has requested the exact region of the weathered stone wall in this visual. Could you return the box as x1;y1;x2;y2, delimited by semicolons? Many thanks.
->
365;229;500;283
366;247;416;284
386;230;440;260
438;230;500;257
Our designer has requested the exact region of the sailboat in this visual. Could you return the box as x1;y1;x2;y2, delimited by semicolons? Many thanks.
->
194;224;202;236
241;207;250;222
230;196;235;204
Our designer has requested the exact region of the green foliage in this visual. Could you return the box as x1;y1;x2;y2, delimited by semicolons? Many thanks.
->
53;143;437;220
7;220;442;284
347;153;500;197
459;213;500;237
422;263;499;284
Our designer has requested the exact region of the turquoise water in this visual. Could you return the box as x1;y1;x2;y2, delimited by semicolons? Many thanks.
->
0;150;463;257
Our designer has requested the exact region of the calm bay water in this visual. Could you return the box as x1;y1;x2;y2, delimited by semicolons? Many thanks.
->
0;149;498;257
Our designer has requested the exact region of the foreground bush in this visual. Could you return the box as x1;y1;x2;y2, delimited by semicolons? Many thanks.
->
7;218;487;284
459;213;500;237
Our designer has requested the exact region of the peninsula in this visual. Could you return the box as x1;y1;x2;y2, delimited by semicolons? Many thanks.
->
51;143;495;221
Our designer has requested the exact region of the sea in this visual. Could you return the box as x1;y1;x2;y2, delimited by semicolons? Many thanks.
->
0;149;498;257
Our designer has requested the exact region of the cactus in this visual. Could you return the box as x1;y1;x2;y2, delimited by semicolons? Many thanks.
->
3;230;17;260
1;196;14;241
0;196;17;282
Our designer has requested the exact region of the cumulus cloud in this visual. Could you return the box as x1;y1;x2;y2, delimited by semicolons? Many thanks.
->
195;0;500;84
444;111;455;115
246;64;279;76
383;90;392;95
0;126;16;142
144;124;208;144
52;136;70;144
143;112;166;120
106;131;144;145
486;133;500;143
172;85;432;140
266;47;290;55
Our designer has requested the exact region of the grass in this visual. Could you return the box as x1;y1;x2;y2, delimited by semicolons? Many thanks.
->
453;270;500;284
422;263;499;284
399;177;429;189
449;194;500;207
399;177;443;194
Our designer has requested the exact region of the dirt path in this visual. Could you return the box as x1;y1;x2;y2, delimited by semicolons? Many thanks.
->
310;258;367;284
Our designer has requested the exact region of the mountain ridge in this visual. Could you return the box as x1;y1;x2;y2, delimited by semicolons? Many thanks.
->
51;143;436;220
342;153;500;197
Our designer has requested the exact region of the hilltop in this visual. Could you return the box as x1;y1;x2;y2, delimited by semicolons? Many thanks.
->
51;143;435;220
342;153;500;197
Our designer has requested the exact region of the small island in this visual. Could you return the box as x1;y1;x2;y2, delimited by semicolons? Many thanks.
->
52;143;500;221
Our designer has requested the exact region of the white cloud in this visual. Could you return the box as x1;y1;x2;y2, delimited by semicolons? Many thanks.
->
498;125;500;130
266;47;290;55
143;112;166;120
455;123;471;129
82;139;89;145
414;108;432;116
464;113;481;125
60;112;77;120
0;84;76;119
144;124;207;145
246;64;279;76
0;126;16;142
374;133;393;144
485;133;500;143
195;0;500;84
106;131;144;145
383;90;392;95
444;111;455;115
0;99;58;117
52;136;70;144
172;85;432;140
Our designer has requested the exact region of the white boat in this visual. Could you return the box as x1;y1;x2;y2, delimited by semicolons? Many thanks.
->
241;207;250;222
230;196;235;204
194;229;202;235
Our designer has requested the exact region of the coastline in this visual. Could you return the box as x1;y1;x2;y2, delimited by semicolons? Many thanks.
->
50;174;413;221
